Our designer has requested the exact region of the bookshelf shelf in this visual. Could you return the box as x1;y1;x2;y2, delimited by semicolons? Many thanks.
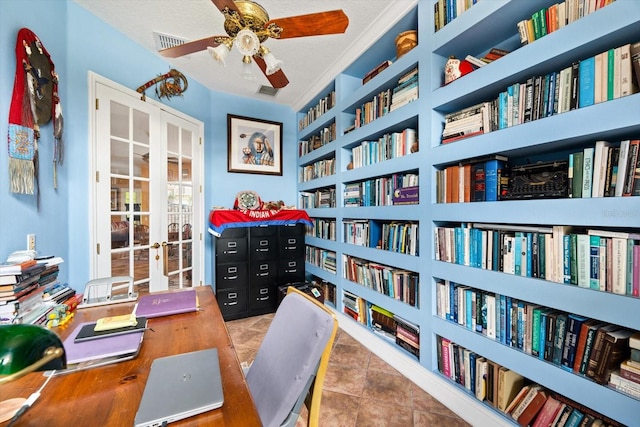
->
297;0;640;425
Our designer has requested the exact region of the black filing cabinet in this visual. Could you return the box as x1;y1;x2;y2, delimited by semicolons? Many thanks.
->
214;223;306;320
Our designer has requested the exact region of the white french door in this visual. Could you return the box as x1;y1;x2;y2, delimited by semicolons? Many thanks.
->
90;74;203;292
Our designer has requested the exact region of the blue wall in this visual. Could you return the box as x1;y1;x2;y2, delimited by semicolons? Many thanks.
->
0;0;296;289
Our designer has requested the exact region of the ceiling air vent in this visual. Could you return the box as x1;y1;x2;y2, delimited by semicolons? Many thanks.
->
257;85;279;97
153;31;189;51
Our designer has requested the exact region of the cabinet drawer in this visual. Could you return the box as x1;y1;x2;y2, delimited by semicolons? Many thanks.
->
215;263;248;289
249;283;276;311
216;288;247;317
219;227;247;238
278;259;306;283
250;260;277;284
250;236;277;260
216;237;248;262
251;225;276;237
278;235;305;257
278;223;306;236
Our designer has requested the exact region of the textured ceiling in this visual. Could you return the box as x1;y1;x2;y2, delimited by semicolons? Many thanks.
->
74;0;417;111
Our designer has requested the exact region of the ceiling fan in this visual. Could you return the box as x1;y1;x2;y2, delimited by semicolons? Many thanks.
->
159;0;349;89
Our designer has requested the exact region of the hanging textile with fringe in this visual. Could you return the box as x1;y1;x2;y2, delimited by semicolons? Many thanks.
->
7;28;63;194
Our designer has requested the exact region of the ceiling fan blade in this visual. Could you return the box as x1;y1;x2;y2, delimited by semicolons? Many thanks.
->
267;10;349;39
159;36;222;58
254;56;289;89
210;0;240;14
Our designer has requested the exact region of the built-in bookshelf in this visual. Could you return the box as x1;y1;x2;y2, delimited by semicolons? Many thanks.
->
307;217;336;241
298;89;336;132
297;1;640;425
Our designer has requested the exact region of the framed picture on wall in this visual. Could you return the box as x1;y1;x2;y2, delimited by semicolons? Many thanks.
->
227;114;283;175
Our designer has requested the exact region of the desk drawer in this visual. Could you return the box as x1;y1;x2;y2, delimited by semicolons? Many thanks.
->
216;263;248;288
278;223;306;236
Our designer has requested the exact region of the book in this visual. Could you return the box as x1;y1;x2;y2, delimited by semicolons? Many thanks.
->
133;288;199;318
593;328;634;384
578;56;595;108
574;320;605;374
511;385;547;426
581;147;594;199
531;395;563;427
571;151;584;198
560;314;588;372
505;384;531;415
585;324;620;379
94;312;137;331
0;259;37;275
63;321;145;364
75;317;148;342
362;59;393;84
497;367;525;412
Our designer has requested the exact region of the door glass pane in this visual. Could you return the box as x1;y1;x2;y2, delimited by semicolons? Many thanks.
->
133;144;149;179
181;129;192;156
111;139;129;175
110;101;129;139
132;109;149;144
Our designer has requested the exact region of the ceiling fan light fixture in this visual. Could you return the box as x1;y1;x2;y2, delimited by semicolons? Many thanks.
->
260;47;282;76
234;28;260;56
207;44;231;66
241;55;256;80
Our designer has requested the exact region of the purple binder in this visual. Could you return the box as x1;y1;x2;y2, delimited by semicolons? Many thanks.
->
133;288;198;319
63;321;144;364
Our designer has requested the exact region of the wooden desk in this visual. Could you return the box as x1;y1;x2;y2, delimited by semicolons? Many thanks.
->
2;286;261;426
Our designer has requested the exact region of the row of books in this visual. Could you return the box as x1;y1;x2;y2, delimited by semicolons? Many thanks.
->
342;290;420;358
352;67;418;130
342;254;418;307
349;127;417;170
342;219;419;256
435;223;640;294
517;0;616;46
570;139;640;199
433;0;479;32
441;41;639;145
298;90;336;131
343;173;419;208
435;154;508;203
304;246;336;274
463;47;510;69
299;187;336;209
306;217;336;241
436;280;638;386
609;334;640;400
298;122;337;157
436;335;623;427
298;157;335;183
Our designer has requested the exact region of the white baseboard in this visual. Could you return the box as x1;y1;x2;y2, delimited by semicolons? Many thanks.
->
335;311;512;427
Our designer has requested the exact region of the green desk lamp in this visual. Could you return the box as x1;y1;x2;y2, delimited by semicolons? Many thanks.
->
0;324;66;423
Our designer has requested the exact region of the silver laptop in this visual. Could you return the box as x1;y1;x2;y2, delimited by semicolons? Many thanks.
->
134;348;224;427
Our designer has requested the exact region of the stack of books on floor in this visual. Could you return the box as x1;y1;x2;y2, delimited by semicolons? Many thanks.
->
0;257;75;325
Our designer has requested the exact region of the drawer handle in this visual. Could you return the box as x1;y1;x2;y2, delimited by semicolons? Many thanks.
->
225;275;238;280
225;249;238;255
285;246;297;250
285;269;297;273
259;288;269;295
228;267;237;273
257;296;269;301
259;240;268;246
227;301;238;306
259;264;269;270
257;248;269;252
228;292;237;298
228;242;237;248
258;272;269;277
288;238;296;244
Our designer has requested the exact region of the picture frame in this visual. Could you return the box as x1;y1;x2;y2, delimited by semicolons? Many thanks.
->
227;114;283;175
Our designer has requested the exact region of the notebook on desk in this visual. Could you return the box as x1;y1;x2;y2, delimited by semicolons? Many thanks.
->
133;288;198;318
63;321;145;364
134;348;224;427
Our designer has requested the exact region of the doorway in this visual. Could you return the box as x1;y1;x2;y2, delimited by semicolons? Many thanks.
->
89;73;203;293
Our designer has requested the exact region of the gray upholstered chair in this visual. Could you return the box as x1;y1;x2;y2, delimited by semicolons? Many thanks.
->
245;286;338;427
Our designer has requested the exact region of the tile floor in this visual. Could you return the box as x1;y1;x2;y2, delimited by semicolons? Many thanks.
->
226;313;471;427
